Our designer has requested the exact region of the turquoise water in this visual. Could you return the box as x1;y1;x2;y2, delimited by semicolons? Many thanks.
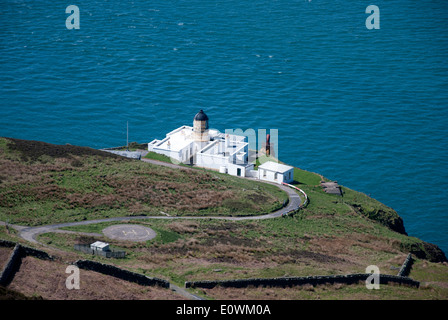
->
1;0;447;253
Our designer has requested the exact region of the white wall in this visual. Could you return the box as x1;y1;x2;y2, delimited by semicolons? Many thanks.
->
258;168;294;184
197;153;228;170
228;163;246;177
283;168;294;184
246;168;258;178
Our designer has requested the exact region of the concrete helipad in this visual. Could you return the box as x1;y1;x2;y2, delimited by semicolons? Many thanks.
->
102;224;157;242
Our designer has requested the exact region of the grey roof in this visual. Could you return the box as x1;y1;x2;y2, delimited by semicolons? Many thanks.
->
194;109;209;121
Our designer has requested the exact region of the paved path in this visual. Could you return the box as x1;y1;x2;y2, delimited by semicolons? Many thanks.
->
1;157;303;300
5;157;302;244
11;190;301;244
14;184;300;244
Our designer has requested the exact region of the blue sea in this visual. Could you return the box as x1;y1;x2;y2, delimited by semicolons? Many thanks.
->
1;0;447;254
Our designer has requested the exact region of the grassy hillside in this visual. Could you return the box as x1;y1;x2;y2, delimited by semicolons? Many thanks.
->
291;167;446;263
1;137;447;300
0;138;287;226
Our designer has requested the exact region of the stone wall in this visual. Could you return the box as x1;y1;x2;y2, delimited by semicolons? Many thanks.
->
185;273;420;289
0;239;420;294
186;253;420;290
0;240;54;260
19;245;54;260
0;241;54;286
0;239;17;248
74;259;170;288
0;241;169;289
397;253;414;277
0;244;22;286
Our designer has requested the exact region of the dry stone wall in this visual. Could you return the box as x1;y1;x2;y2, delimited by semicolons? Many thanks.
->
0;239;16;248
397;253;414;277
186;253;419;290
0;239;420;294
0;244;22;286
0;240;54;260
0;241;54;286
185;273;420;289
74;259;170;288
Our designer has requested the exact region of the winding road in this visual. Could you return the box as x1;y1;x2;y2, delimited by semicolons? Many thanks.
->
1;157;303;301
4;157;303;245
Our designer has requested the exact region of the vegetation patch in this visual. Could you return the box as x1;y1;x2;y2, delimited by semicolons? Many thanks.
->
1;138;447;300
144;151;174;163
0;138;287;226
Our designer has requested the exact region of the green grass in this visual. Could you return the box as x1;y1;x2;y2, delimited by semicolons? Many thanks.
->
0;138;288;225
289;165;406;234
60;221;182;245
32;216;447;294
410;259;448;282
293;167;323;186
144;151;174;163
60;221;123;233
4;209;448;300
1;137;447;300
201;280;448;300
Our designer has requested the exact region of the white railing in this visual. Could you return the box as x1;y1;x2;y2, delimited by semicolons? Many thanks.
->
282;182;309;207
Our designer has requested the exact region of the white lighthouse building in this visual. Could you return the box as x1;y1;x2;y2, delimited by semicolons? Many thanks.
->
148;110;255;177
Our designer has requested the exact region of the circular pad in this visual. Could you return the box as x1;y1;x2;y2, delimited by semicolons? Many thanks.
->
102;224;157;242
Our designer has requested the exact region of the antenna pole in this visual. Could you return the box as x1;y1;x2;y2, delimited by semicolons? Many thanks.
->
126;121;129;151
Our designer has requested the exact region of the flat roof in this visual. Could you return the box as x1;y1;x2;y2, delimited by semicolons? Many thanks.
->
160;127;194;151
258;161;293;173
91;241;109;248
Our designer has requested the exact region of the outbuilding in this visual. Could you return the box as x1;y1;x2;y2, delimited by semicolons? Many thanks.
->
257;161;294;185
90;241;110;252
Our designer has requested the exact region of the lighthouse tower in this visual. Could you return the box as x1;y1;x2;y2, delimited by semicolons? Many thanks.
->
192;109;210;142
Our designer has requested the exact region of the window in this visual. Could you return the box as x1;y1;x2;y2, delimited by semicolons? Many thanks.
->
274;172;278;180
263;170;266;178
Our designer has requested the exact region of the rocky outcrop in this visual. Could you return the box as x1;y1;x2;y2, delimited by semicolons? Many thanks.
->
351;205;407;235
401;241;448;263
383;212;407;235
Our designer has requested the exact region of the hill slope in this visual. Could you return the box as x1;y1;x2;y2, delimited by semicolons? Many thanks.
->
0;137;447;300
0;137;287;226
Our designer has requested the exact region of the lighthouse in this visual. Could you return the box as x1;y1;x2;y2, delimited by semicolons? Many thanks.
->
147;109;255;178
192;109;210;142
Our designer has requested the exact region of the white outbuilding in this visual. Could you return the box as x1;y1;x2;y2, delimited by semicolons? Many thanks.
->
90;241;110;252
257;161;294;185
